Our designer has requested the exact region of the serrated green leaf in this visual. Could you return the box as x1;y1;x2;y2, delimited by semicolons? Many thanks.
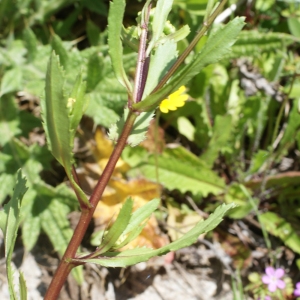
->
40;198;74;255
21;182;78;253
51;34;69;69
131;149;225;197
0;68;22;97
108;0;131;92
86;52;104;92
147;0;174;55
19;271;27;300
143;40;177;99
85;76;127;127
228;31;298;59
133;17;245;112
108;107;154;146
94;198;133;256
42;51;71;166
41;52;89;206
75;203;235;267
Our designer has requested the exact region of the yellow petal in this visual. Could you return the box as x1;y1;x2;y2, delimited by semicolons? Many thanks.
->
159;100;170;113
159;86;188;113
178;86;186;93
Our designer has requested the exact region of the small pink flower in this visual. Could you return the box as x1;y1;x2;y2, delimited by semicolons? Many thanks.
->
262;267;286;292
294;282;300;297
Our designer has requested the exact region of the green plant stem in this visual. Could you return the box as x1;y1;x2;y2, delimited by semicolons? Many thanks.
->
151;0;228;94
44;111;138;300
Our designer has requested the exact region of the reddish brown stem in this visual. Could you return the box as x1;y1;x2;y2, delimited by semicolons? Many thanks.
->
132;1;152;104
44;112;138;300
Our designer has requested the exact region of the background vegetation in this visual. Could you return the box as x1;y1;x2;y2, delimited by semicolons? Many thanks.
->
0;0;300;299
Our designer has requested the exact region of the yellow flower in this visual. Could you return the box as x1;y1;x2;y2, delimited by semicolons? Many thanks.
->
159;86;188;113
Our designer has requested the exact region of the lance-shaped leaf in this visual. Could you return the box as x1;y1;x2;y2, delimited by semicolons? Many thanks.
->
92;198;133;256
0;170;28;299
42;52;71;169
108;0;131;93
74;203;235;267
114;198;160;249
133;17;246;112
41;52;89;206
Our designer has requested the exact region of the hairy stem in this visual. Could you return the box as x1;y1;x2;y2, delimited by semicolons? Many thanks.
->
152;0;228;94
44;112;138;300
131;1;152;104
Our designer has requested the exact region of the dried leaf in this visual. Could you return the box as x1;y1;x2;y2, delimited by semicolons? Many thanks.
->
167;201;203;241
92;130;167;249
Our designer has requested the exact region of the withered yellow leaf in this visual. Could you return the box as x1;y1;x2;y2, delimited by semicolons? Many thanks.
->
167;201;203;241
92;128;130;175
92;130;167;250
